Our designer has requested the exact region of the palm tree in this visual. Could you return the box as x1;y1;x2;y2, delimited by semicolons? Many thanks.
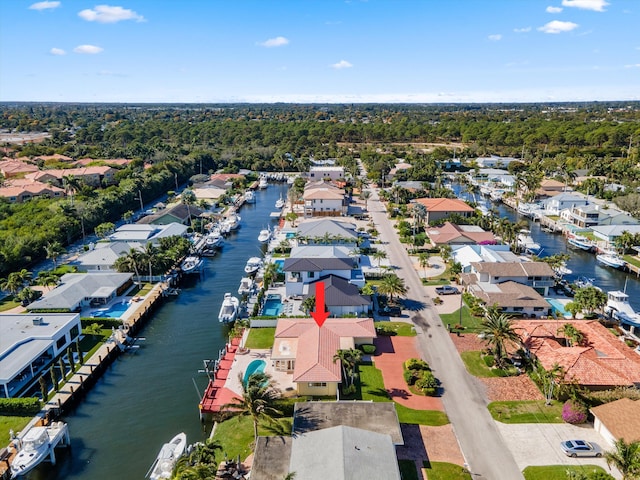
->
333;349;351;389
418;252;431;278
412;203;428;231
222;372;282;444
557;323;584;347
371;249;387;269
377;274;408;302
182;189;197;225
333;348;363;391
479;309;521;367
300;295;316;315
36;271;59;289
604;438;640;480
0;273;24;296
122;210;134;224
360;190;371;211
263;261;280;288
45;241;66;270
114;248;143;284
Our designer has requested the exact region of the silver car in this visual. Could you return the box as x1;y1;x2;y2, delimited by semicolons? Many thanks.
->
560;440;602;457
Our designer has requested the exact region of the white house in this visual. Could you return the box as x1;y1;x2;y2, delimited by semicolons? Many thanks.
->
474;155;521;168
108;223;188;244
71;241;143;272
307;166;345;182
451;244;520;273
303;181;347;218
540;192;589;216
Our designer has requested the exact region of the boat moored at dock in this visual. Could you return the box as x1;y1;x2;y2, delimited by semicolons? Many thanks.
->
244;256;263;275
218;293;239;323
180;255;204;274
11;422;70;477
147;432;187;480
567;235;596;252
257;227;271;244
596;251;627;270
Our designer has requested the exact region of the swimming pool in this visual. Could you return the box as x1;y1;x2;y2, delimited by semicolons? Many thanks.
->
243;359;266;386
546;298;572;318
91;302;131;318
263;293;283;316
273;259;284;272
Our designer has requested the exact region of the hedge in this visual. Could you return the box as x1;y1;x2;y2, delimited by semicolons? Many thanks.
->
0;398;42;415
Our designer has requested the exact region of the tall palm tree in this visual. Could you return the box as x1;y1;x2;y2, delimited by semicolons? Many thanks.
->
182;189;197;225
361;190;371;211
377;274;408;302
371;249;387;269
114;248;143;284
45;241;66;270
604;438;640;480
222;372;282;444
263;261;280;288
479;309;521;367
1;273;24;296
557;323;584;347
418;252;431;278
36;271;60;289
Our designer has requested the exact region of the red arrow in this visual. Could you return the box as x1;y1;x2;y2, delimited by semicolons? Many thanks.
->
310;281;329;327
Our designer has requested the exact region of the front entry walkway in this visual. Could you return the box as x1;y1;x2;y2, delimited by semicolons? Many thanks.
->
374;336;444;411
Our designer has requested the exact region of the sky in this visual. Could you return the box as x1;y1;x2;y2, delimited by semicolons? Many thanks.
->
0;0;638;103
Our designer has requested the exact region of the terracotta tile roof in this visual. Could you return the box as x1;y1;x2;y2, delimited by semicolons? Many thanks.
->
517;320;640;387
412;197;474;213
0;160;39;176
590;399;640;443
471;261;555;277
26;166;115;181
0;182;65;198
426;221;496;246
274;318;376;383
210;173;244;182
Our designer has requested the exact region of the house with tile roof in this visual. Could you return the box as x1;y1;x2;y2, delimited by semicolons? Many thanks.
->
0;180;66;203
591;398;640;447
283;256;360;296
304;275;372;316
303;180;347;218
425;221;497;247
411;197;475;224
26;166;117;187
516;320;640;389
271;318;376;396
0;159;39;178
535;179;567;199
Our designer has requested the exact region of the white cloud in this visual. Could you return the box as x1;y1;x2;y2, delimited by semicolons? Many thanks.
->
29;1;60;10
330;60;353;69
624;64;640;68
488;34;502;41
561;0;608;11
514;27;532;33
73;44;103;54
546;6;563;13
538;20;579;33
50;47;66;55
257;36;289;48
78;5;144;23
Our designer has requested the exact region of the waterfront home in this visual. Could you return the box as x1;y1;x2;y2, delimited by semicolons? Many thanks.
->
425;221;496;247
137;203;205;225
451;244;521;273
302;180;347;218
306;165;345;182
26;166;117;187
463;261;556;296
535;179;567;199
108;222;188;244
70;241;144;272
562;203;638;229
271;318;375;396
517;319;640;389
474;155;521;169
304;275;372;316
468;281;551;318
283;257;361;296
467;167;514;188
0;159;39;178
0;180;65;203
591;224;640;245
390;180;426;193
295;218;359;245
540;192;589;216
591;399;640;447
0;313;81;398
252;402;402;480
411;197;475;224
27;272;133;312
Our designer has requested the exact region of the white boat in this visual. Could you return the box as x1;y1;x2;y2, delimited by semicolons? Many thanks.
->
205;232;223;248
489;188;506;201
567;235;595;252
11;422;70;477
573;276;595;289
218;293;240;323
224;213;241;231
244;256;263;275
244;190;256;204
596;252;626;270
238;277;255;296
148;432;187;480
258;228;271;244
275;195;285;209
258;174;268;189
181;255;203;274
605;290;640;328
517;230;542;254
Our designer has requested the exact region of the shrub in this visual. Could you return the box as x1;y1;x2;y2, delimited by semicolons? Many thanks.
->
483;355;495;368
562;399;588;424
0;398;41;415
375;325;396;336
403;369;419;386
361;344;376;354
415;371;439;396
405;358;430;371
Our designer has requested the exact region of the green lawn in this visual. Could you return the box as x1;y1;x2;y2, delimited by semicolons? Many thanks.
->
488;400;564;423
460;351;518;378
374;321;417;336
212;416;292;461
398;459;419;480
0;295;21;312
127;283;154;296
245;327;276;349
440;306;483;331
523;465;612;480
423;461;472;480
0;416;33;446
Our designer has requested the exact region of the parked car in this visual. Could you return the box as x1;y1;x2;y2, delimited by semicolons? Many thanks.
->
378;305;402;316
560;440;602;457
435;285;460;295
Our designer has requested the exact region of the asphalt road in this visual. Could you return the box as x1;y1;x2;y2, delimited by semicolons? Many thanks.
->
364;175;524;479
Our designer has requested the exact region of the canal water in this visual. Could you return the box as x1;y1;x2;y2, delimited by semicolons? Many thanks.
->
32;184;288;480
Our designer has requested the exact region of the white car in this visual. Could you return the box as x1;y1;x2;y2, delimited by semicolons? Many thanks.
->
560;440;602;457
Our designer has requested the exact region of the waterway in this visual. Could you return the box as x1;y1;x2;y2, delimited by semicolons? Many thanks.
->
31;184;288;480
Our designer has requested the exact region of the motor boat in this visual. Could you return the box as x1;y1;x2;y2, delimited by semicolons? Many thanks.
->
275;195;285;209
11;422;70;478
224;213;241;231
205;232;223;249
517;230;542;255
218;293;240;323
573;276;595;289
567;235;595;252
258;228;271;244
244;190;256;204
258;174;268;189
181;255;203;274
605;290;640;328
238;277;255;296
596;252;626;270
148;432;187;480
244;256;263;275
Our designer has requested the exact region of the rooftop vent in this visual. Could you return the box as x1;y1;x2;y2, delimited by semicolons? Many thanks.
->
32;316;43;325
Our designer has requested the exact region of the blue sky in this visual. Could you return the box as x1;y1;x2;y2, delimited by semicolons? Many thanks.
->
1;0;638;103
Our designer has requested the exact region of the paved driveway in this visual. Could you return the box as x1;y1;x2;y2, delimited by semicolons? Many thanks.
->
495;422;622;479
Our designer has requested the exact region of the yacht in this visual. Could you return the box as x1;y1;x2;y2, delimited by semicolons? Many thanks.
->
244;190;256;204
275;195;285;209
218;293;240;323
244;256;263;275
258;174;268;189
573;276;595;289
148;432;187;480
567;235;595;252
224;213;241;231
181;255;203;274
205;232;223;249
238;277;255;296
517;229;542;255
258;227;271;244
605;290;640;329
11;422;70;477
596;251;626;270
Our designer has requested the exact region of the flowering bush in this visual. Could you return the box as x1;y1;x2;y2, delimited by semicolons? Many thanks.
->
562;400;587;424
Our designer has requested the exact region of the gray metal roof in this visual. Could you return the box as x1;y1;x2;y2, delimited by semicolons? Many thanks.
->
72;242;143;268
305;275;371;307
290;245;354;259
250;437;293;480
297;218;358;240
283;257;354;272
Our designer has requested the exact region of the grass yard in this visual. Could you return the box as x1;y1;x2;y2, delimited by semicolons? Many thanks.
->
440;306;483;331
212;416;292;461
0;416;33;446
523;465;612;480
0;295;21;312
374;321;417;336
423;461;472;480
460;351;518;378
488;400;564;423
79;331;112;358
245;327;276;349
398;459;420;480
127;283;154;296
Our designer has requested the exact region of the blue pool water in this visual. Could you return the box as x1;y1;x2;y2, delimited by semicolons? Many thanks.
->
243;359;266;385
546;298;572;318
263;293;283;316
273;259;284;272
286;232;296;239
91;302;130;318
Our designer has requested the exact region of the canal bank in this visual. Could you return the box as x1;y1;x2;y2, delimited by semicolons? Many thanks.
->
25;183;288;480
